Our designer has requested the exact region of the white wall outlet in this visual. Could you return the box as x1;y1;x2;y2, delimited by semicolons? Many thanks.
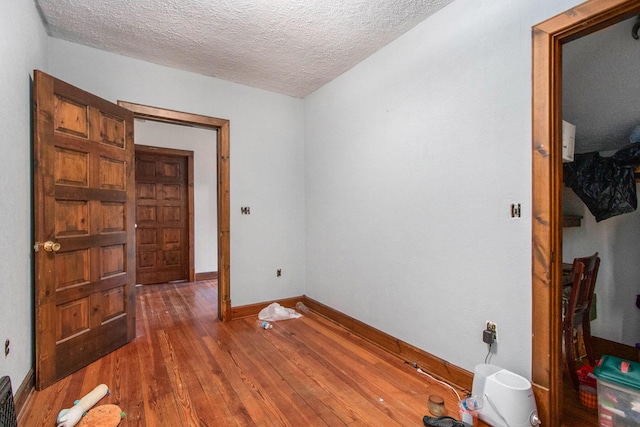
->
485;321;498;342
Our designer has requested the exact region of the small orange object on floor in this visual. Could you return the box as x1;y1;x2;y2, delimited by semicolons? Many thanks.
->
77;404;123;427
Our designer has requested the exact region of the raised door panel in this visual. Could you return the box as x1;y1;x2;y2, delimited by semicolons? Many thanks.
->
135;149;189;285
33;71;135;389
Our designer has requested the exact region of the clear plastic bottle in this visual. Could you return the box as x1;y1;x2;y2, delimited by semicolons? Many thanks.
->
295;301;309;313
255;320;273;329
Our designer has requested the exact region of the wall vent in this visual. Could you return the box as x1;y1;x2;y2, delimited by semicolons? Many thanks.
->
0;376;17;427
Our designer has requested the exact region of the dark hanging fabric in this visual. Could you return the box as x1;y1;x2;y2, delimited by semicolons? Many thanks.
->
563;143;640;222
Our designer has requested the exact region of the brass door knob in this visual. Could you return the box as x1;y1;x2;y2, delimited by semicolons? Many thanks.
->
43;241;61;252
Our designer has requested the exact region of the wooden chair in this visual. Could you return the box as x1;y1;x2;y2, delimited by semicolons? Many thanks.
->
563;252;600;389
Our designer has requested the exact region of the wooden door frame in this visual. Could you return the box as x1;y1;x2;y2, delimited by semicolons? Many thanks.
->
135;144;195;283
531;1;640;424
119;101;231;321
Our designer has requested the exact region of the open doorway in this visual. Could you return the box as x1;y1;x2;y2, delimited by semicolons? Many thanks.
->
135;120;219;284
119;101;232;321
562;15;640;352
531;1;640;425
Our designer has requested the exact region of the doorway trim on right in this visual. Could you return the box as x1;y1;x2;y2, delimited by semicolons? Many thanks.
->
531;1;640;425
119;101;231;321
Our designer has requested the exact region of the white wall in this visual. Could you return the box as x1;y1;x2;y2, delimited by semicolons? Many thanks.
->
135;120;218;274
48;38;306;307
304;0;583;378
1;0;602;392
0;1;48;387
564;187;640;347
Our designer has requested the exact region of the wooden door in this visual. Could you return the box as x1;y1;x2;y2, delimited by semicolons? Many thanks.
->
33;71;136;390
135;146;192;285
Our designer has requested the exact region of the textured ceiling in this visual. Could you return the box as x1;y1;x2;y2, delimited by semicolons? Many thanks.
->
563;16;640;154
36;0;454;98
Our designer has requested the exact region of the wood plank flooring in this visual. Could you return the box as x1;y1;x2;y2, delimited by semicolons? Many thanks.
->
562;375;598;426
19;280;476;426
17;279;608;426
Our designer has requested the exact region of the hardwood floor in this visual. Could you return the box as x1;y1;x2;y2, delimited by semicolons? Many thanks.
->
19;280;476;426
562;375;598;427
18;279;611;426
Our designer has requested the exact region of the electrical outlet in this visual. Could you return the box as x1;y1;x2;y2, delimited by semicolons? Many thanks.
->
485;321;498;342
